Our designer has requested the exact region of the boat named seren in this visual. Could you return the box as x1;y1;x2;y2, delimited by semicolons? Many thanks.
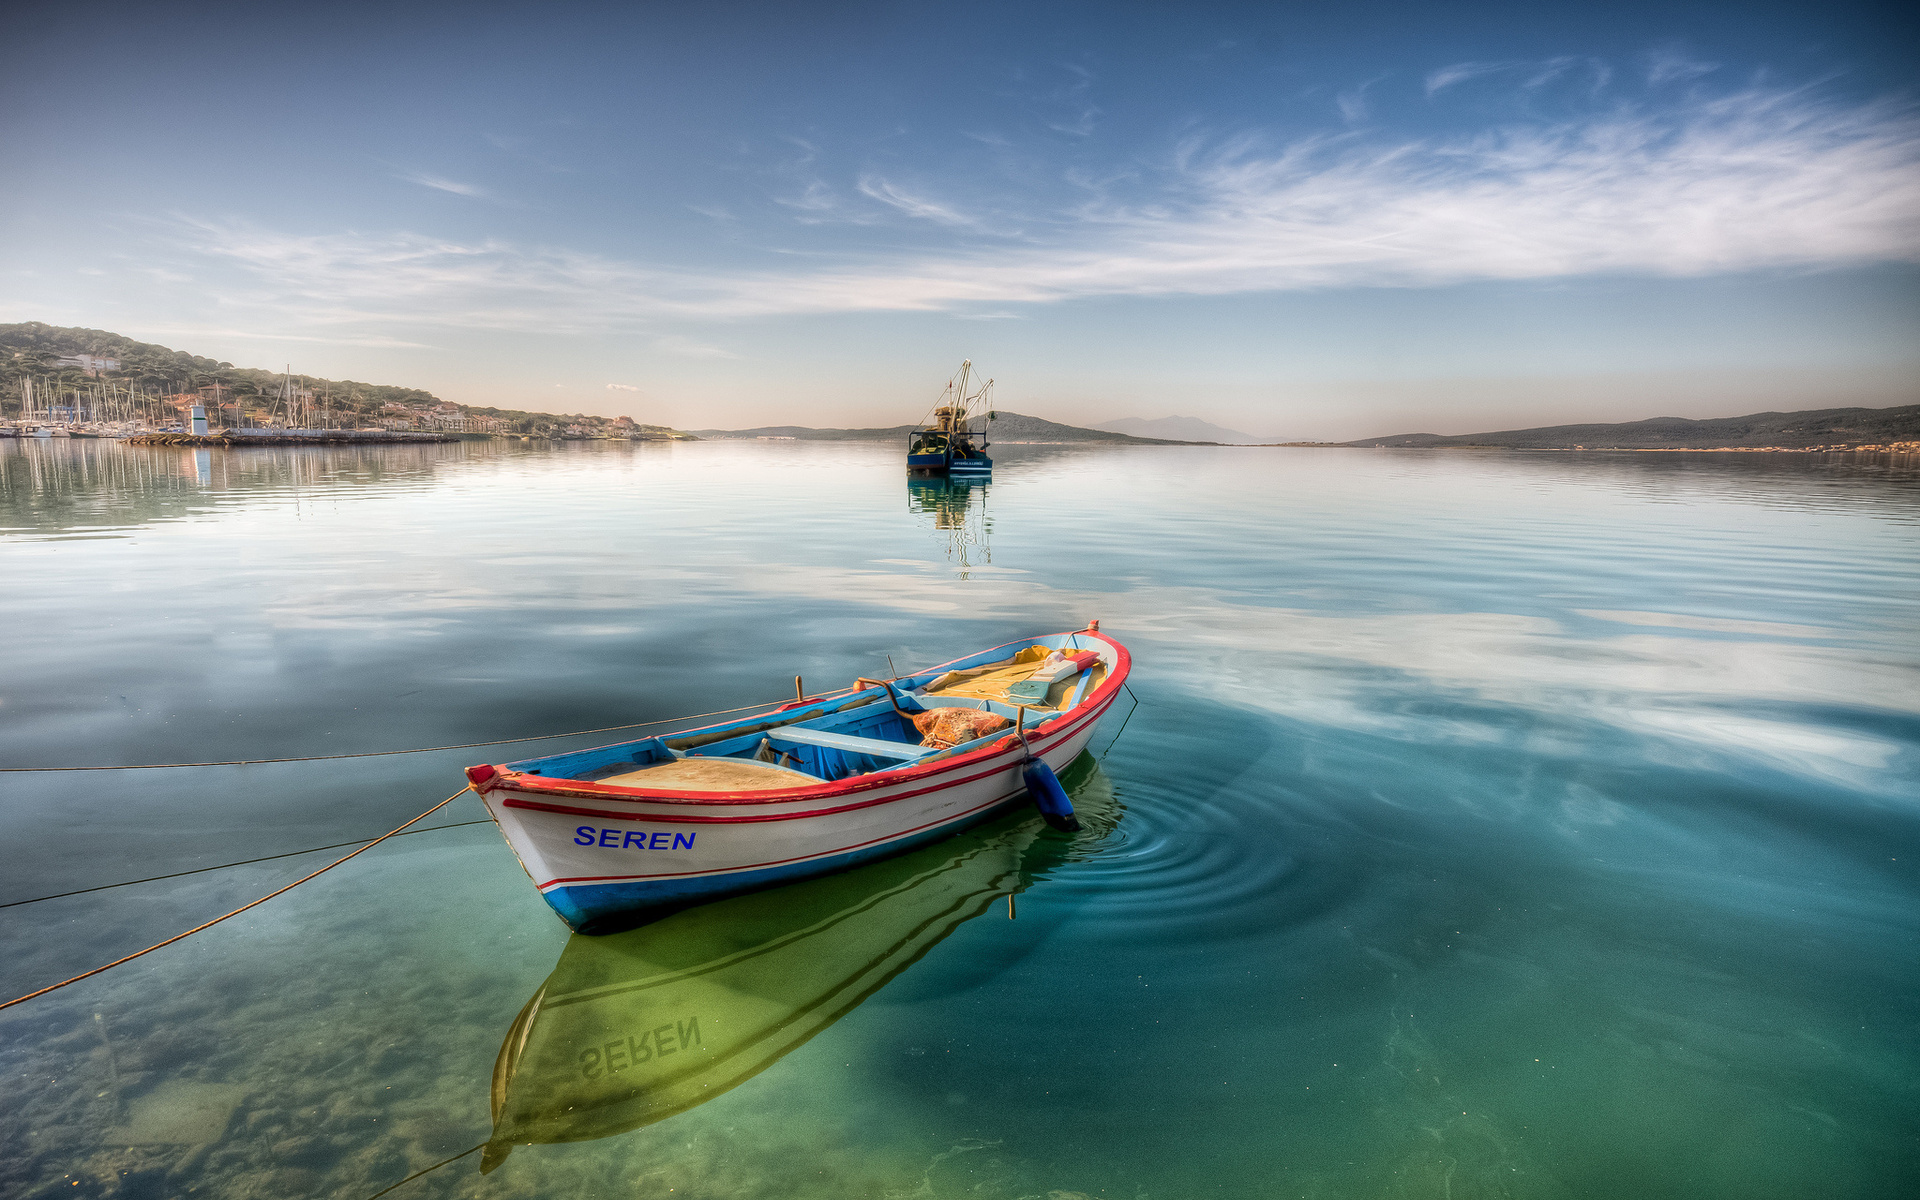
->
465;626;1128;932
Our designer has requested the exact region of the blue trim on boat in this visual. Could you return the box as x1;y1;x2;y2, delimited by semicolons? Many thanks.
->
499;632;1091;785
541;791;1030;933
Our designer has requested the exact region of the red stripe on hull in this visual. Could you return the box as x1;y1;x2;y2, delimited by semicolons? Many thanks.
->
501;753;1025;824
478;631;1128;806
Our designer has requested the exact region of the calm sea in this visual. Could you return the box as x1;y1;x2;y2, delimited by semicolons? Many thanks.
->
1;438;1915;1200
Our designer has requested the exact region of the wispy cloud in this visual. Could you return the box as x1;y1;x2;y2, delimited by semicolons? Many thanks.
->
651;334;737;359
1425;60;1510;96
1426;56;1608;97
1643;45;1720;86
765;136;848;219
1045;64;1101;136
399;172;490;198
1336;78;1379;124
606;382;642;391
174;85;1920;333
134;325;433;348
773;178;839;214
857;176;976;226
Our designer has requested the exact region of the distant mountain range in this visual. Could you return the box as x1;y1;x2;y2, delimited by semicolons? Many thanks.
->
1341;405;1920;450
1087;415;1268;443
689;411;1202;444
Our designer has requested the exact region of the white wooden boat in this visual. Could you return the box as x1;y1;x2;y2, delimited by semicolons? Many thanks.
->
465;626;1127;932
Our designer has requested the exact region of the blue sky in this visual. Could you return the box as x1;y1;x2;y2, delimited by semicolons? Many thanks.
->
2;0;1915;438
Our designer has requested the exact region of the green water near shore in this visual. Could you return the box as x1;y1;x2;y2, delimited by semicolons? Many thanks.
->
1;438;1916;1198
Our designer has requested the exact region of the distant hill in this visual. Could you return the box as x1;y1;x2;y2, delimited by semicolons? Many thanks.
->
687;422;917;441
0;321;692;438
691;411;1203;445
1090;415;1264;443
1344;405;1920;450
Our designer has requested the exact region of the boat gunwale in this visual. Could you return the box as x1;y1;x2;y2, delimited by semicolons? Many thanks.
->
475;629;1127;808
497;705;1102;826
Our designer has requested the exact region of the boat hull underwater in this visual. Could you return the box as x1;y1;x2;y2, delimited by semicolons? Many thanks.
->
467;628;1128;932
479;780;1109;1171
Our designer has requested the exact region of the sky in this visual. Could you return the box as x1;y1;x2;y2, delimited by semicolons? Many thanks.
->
2;0;1916;440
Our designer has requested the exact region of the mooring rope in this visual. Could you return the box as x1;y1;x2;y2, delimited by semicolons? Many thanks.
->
1099;684;1143;761
0;819;494;911
364;1143;486;1199
0;787;472;1013
0;657;1124;1011
0;696;846;773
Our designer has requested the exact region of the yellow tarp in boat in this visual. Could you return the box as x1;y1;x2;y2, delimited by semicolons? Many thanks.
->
923;645;1107;711
597;758;818;791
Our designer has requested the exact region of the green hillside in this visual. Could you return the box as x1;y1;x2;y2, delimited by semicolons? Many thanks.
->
0;322;690;438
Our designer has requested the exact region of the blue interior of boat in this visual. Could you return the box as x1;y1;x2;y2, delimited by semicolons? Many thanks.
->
501;633;1097;785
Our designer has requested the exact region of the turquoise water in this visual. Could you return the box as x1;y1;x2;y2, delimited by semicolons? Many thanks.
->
1;437;1916;1199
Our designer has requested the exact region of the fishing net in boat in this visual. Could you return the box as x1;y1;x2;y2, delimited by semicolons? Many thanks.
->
911;708;1012;749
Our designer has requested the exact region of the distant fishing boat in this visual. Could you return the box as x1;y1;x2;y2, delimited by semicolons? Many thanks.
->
465;625;1126;932
480;788;1098;1170
907;360;994;475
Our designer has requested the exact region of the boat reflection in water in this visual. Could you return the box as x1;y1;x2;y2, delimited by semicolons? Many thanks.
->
907;474;990;578
483;757;1114;1171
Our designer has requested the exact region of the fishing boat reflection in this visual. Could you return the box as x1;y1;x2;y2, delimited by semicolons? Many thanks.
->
483;758;1113;1171
907;474;990;577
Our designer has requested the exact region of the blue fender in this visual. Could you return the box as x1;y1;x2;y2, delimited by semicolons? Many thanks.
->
1022;758;1082;832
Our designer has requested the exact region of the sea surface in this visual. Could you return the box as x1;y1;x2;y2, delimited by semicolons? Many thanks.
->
1;437;1916;1200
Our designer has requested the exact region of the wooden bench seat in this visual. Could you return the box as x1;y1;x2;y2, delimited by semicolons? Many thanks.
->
767;726;936;760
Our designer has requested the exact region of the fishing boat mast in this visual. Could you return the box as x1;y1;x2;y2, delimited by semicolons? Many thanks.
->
908;360;995;475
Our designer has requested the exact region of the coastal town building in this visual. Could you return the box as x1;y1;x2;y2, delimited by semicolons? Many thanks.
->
424;413;501;432
51;353;118;376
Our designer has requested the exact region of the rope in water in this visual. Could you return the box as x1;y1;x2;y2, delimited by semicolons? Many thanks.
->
0;694;851;772
0;659;1121;1012
0;787;472;1013
0;819;495;911
364;1143;486;1199
1099;684;1143;760
8;683;1144;910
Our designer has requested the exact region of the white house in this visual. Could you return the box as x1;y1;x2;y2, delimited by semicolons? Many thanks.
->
51;354;119;376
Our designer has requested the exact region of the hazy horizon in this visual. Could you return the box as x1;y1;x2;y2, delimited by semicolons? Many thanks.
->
3;1;1915;441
